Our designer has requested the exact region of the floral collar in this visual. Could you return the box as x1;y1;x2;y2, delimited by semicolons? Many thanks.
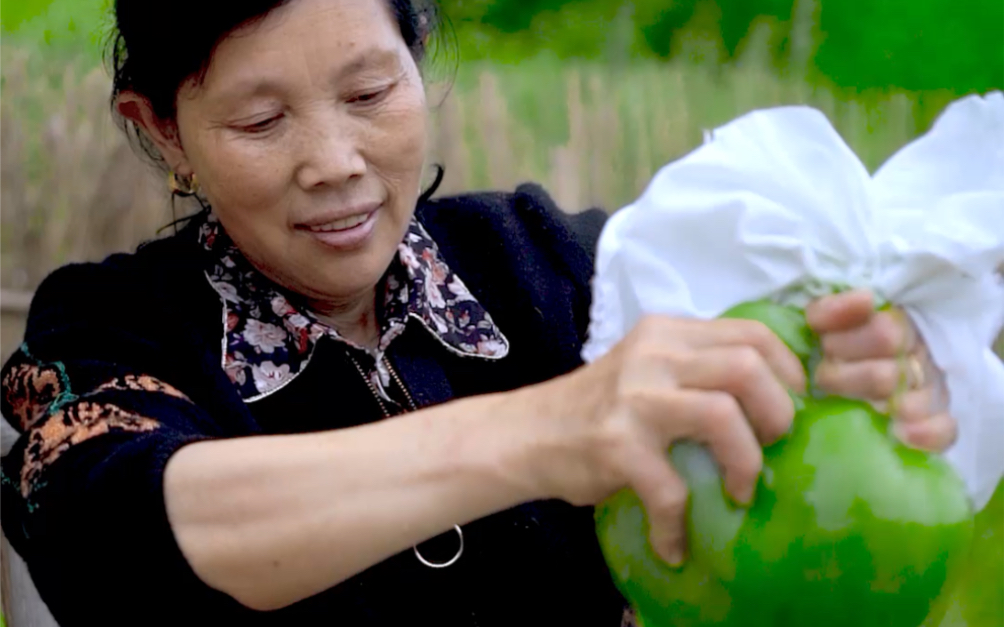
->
198;214;509;402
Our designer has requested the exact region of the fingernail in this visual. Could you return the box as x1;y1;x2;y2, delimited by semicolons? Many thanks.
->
666;546;685;569
733;483;756;508
739;491;755;509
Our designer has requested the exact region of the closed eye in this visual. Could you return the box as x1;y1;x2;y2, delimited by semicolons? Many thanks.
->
348;86;392;105
240;114;283;134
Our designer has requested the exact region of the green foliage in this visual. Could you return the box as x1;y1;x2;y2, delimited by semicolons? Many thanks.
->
815;0;1004;93
1;0;57;32
1;0;111;63
440;0;1003;93
6;0;1002;94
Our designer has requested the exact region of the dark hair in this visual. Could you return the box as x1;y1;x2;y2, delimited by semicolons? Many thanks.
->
106;0;441;164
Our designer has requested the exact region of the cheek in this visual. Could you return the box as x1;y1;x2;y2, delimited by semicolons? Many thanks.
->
368;90;429;186
174;106;289;223
198;143;290;221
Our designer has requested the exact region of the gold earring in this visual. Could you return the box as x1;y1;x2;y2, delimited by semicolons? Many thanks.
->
168;171;200;196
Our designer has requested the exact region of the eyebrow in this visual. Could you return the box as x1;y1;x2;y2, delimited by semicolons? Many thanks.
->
335;47;402;81
214;47;403;104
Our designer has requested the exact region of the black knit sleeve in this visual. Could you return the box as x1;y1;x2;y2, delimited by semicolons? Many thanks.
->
0;262;257;627
512;182;608;276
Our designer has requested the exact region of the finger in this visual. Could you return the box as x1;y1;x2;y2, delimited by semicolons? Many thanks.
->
620;447;690;567
664;390;764;506
820;310;918;361
677;318;806;394
814;358;920;400
674;346;796;445
631;387;763;506
893;413;958;452
805;289;875;333
894;387;950;423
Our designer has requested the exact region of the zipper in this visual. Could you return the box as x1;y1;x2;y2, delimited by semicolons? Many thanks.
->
346;352;417;417
346;352;393;418
383;357;417;411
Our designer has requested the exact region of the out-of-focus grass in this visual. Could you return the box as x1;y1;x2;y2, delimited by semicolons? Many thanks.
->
4;43;950;291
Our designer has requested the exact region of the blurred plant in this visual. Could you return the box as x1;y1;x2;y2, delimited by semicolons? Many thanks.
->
1;0;110;62
439;0;1003;97
815;0;1004;94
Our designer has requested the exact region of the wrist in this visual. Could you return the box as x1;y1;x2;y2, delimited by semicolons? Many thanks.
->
482;373;589;504
464;385;558;505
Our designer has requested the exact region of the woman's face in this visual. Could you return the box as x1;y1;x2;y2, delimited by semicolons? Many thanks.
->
173;0;428;308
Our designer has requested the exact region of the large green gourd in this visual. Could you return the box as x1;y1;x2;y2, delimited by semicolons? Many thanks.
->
594;300;975;627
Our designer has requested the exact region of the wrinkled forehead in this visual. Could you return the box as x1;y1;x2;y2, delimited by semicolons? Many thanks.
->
189;0;408;102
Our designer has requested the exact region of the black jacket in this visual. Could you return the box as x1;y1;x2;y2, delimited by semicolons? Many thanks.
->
1;184;628;627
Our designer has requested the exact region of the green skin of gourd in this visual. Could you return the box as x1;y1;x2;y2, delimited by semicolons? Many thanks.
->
594;300;975;627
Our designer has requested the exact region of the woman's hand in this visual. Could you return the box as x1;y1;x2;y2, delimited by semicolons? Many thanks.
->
535;315;806;566
805;289;957;452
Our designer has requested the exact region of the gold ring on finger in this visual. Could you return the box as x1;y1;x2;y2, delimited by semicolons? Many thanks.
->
906;355;926;390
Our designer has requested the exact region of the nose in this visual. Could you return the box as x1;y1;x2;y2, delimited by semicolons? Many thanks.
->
294;110;367;190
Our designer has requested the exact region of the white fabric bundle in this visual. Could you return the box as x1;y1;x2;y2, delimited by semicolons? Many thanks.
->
582;92;1004;511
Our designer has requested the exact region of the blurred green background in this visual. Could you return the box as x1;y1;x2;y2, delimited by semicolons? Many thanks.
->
1;1;1002;626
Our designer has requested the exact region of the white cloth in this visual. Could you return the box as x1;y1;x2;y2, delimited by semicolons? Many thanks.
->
582;92;1004;511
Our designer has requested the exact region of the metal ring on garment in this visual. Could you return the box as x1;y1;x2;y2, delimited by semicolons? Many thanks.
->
413;524;464;569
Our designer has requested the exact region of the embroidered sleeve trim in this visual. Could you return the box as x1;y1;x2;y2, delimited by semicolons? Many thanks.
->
3;357;69;432
1;347;195;500
94;374;190;400
21;400;159;498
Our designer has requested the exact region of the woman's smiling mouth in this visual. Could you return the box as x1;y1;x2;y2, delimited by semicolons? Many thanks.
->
296;205;381;250
306;212;372;232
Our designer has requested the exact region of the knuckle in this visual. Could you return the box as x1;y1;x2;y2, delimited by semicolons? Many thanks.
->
702;392;743;434
649;488;688;520
594;419;626;452
922;414;959;451
618;386;660;416
728;346;765;384
820;333;841;358
875;313;907;354
596;413;639;452
622;338;670;370
737;319;775;347
874;360;902;397
634;314;668;338
813;359;837;389
896;391;927;422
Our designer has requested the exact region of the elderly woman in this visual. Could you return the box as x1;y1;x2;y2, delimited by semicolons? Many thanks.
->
0;1;956;625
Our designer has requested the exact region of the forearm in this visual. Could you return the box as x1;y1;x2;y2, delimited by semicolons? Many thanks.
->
163;385;551;611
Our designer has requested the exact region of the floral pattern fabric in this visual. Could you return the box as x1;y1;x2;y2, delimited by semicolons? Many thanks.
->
199;214;510;402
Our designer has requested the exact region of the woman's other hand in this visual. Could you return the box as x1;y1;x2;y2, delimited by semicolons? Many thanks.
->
533;315;807;566
805;289;957;453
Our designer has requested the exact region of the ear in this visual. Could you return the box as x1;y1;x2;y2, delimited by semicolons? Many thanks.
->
115;91;192;175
